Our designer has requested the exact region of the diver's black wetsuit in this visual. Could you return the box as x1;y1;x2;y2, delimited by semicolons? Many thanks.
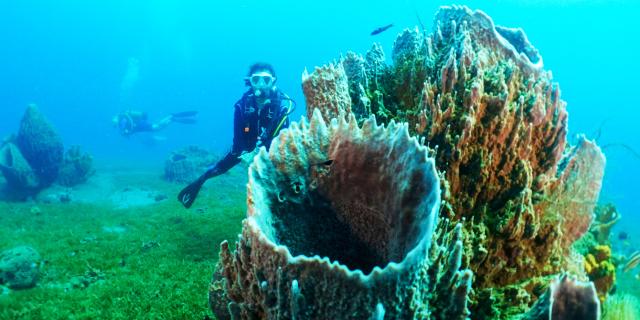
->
208;88;292;176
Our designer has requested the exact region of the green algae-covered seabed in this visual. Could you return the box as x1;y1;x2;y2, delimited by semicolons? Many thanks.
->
0;163;248;319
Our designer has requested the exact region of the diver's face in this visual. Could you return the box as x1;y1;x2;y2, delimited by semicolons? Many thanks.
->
249;71;276;95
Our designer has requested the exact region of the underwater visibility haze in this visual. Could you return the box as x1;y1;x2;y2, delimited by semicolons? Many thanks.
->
0;0;639;319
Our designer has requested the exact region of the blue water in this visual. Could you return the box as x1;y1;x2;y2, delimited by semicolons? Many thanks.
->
1;0;638;225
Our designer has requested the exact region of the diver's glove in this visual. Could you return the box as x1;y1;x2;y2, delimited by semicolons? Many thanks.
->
177;153;241;208
178;166;220;208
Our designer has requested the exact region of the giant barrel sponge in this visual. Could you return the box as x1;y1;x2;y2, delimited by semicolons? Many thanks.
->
0;142;40;192
15;104;64;187
211;110;474;319
298;5;604;319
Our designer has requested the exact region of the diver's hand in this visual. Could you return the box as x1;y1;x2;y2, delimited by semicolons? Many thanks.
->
256;136;264;148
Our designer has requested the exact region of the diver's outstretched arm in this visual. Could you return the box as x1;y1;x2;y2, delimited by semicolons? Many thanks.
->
178;103;244;208
177;152;241;208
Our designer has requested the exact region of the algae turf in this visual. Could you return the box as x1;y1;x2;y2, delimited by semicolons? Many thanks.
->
0;168;247;319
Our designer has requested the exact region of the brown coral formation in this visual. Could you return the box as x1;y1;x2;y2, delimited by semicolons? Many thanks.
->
301;5;605;318
302;64;352;122
211;110;473;319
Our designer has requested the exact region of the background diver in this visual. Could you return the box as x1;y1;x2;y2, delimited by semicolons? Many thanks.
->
178;62;295;208
112;110;198;137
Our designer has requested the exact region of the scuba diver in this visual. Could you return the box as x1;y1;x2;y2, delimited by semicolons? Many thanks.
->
112;110;198;137
178;63;295;208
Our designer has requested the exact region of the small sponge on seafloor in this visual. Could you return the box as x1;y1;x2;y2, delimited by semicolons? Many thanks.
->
584;245;616;304
164;145;217;183
0;246;41;289
211;110;472;319
57;145;94;187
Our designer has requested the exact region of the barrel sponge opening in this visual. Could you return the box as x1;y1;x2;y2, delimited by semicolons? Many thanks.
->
247;109;440;274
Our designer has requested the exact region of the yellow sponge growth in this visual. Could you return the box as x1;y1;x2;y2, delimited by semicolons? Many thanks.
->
584;245;616;304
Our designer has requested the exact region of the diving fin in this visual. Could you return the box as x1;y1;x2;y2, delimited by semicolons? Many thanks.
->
172;111;198;118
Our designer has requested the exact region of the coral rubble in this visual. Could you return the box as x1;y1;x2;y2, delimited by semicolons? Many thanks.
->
297;4;606;319
211;110;473;319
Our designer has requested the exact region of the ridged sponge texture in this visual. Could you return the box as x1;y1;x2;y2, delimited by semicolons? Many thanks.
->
299;6;606;316
217;109;444;319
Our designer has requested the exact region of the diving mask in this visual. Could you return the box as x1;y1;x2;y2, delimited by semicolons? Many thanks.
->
248;72;276;89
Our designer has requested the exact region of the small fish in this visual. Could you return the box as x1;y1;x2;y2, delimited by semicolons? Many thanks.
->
371;24;394;36
623;251;640;273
